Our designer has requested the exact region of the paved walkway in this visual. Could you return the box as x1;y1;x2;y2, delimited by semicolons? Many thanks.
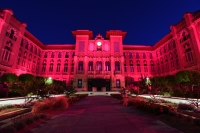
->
30;96;182;133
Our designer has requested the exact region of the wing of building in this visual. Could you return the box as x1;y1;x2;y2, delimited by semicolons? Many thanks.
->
0;9;200;91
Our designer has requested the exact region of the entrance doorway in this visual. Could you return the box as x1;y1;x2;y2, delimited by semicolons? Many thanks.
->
88;78;110;91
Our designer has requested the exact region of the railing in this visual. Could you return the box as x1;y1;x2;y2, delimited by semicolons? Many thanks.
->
88;71;94;74
77;70;84;74
114;70;121;74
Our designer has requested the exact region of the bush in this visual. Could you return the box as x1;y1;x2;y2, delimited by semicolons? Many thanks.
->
39;113;47;119
110;94;122;100
0;126;16;133
178;103;195;110
24;117;34;124
13;121;25;131
52;96;69;110
32;96;69;113
33;115;39;121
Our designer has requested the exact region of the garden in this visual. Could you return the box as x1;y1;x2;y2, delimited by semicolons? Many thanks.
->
0;73;88;133
112;70;200;133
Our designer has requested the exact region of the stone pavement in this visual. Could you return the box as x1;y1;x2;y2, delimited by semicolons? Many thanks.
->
30;96;182;133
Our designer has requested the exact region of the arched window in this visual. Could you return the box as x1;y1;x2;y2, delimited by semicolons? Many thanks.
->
150;60;155;72
64;60;68;72
29;54;32;61
105;61;110;71
144;60;148;72
42;60;46;72
44;52;48;58
71;61;74;72
130;60;134;72
56;60;61;72
137;60;141;72
49;59;54;72
51;52;55;58
24;51;27;59
58;52;62;58
88;61;93;71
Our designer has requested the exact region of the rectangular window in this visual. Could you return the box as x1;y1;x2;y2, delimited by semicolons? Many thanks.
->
78;79;82;88
65;52;69;58
116;79;120;88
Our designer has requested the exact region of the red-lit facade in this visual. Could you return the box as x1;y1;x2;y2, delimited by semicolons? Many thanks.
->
1;9;200;91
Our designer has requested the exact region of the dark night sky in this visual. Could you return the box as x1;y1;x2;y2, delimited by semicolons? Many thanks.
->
1;0;200;45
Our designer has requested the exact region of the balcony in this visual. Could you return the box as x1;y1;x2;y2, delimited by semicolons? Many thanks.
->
88;71;94;74
104;71;111;75
95;70;102;74
77;70;84;74
114;70;121;74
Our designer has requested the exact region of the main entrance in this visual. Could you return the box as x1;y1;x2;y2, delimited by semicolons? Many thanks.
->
88;78;110;91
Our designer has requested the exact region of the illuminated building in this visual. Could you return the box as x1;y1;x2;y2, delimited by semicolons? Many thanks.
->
0;9;200;91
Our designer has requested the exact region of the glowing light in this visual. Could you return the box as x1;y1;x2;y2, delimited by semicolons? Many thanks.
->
97;42;102;46
46;77;53;84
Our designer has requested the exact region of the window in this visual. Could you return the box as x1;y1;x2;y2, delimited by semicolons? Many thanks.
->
130;60;134;72
25;42;28;49
18;48;22;57
24;51;27;59
2;46;11;61
116;79;120;88
129;53;133;58
144;60;148;72
123;52;126;58
20;39;24;47
136;60;141;72
51;52;55;58
65;52;69;58
64;63;68;72
185;48;193;62
72;52;75;58
150;60;155;72
29;54;32;61
115;61;120;71
35;48;37;55
58;52;62;58
96;61;102;71
124;63;127;72
78;79;82;88
88;61;93;71
44;52;48;58
56;60;61;72
49;59;54;72
56;63;61;72
78;61;84;70
105;61;110;71
136;53;139;59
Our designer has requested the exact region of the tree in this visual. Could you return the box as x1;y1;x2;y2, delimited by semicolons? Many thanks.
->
0;73;18;97
175;70;200;98
0;73;18;82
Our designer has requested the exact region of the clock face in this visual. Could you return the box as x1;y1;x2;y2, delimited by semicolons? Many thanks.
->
97;41;102;46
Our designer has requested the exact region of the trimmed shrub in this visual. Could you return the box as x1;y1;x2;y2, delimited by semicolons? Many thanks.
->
178;103;195;110
32;97;69;113
24;117;34;124
13;121;25;131
0;126;16;133
33;115;39;121
39;113;47;119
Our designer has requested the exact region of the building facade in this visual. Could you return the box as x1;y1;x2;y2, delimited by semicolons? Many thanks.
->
0;9;200;91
